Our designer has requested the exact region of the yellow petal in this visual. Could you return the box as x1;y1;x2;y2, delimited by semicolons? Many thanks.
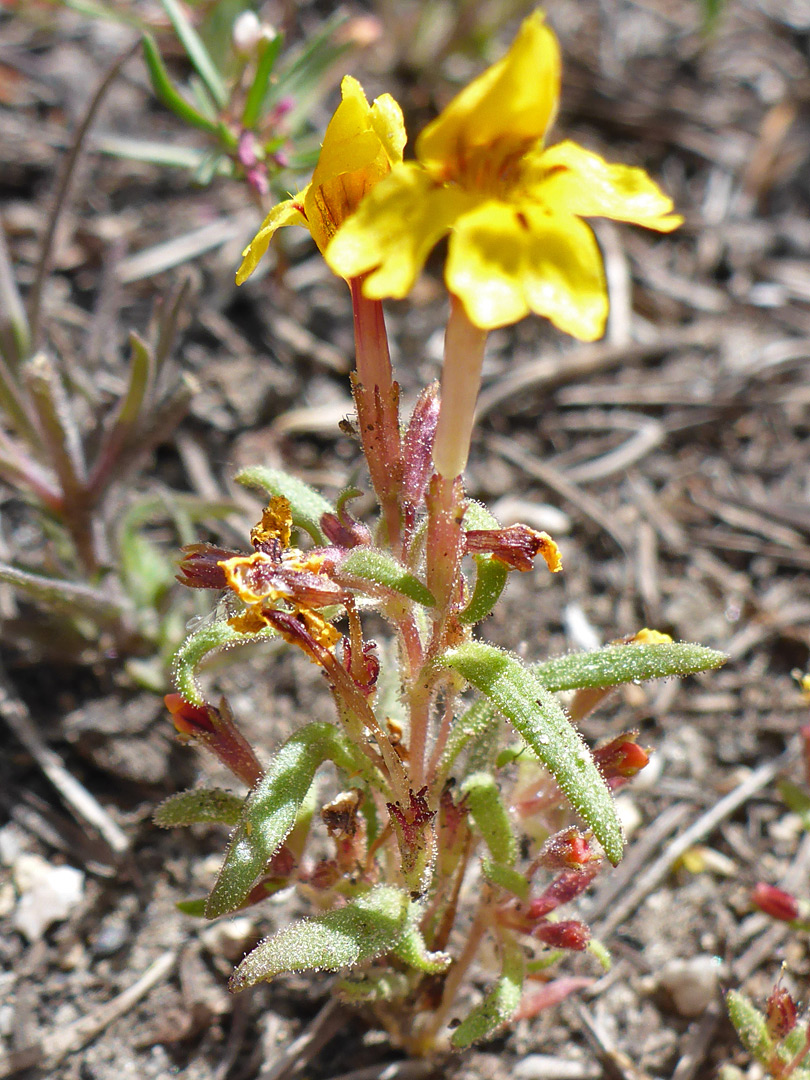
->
326;162;472;296
416;12;560;183
235;197;308;285
446;201;608;338
524;140;683;231
305;76;407;254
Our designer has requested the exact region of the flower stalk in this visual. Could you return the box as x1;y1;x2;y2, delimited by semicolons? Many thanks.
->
432;295;489;480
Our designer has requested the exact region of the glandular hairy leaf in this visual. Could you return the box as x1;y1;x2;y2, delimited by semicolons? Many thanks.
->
451;933;525;1049
460;500;508;624
229;885;411;990
725;990;773;1061
441;643;624;865
533;641;726;691
339;547;435;607
235;466;334;545
438;697;499;779
460;772;518;868
392;902;451;974
205;723;375;919
172;618;278;705
153;788;244;827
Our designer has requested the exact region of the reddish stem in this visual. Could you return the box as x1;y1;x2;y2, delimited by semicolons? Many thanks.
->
349;278;402;551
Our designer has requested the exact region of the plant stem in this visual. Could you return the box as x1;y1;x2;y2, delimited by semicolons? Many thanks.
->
415;894;492;1051
432;295;488;479
349;279;402;551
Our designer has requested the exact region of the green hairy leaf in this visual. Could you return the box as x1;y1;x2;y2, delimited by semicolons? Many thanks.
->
451;934;525;1049
235;466;334;545
230;885;411;990
726;990;773;1061
482;861;530;901
533;641;727;692
442;643;624;865
392;902;451;974
460;772;518;868
438;697;499;778
338;970;410;1003
172;618;278;706
206;723;374;918
339;548;435;607
153;788;244;828
460;500;508;624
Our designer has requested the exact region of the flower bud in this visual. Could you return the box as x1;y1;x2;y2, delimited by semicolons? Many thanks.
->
765;984;798;1040
528;864;601;918
232;10;275;55
402;382;440;511
593;734;650;781
164;694;262;787
537;828;594;870
532;919;590;951
751;883;801;923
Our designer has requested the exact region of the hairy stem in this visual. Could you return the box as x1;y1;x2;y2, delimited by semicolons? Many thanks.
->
432;295;488;479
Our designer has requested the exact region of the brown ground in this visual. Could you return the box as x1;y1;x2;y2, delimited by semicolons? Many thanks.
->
1;1;810;1078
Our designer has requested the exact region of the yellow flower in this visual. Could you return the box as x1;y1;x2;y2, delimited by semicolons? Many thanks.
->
236;76;406;285
326;11;681;339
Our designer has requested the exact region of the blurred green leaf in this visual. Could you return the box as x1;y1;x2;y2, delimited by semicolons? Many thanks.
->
154;787;244;827
778;779;810;831
159;0;228;110
726;990;773;1062
120;529;174;609
141;32;222;136
235;466;333;545
242;32;284;129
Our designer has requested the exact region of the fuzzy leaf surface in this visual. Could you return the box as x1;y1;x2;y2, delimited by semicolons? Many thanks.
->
153;788;244;827
172;619;278;705
438;697;499;779
235;466;333;544
726;990;772;1061
391;903;451;974
460;501;508;624
230;885;411;989
533;642;726;692
460;772;518;867
482;860;530;900
442;643;624;865
206;723;371;918
340;548;435;607
451;935;525;1048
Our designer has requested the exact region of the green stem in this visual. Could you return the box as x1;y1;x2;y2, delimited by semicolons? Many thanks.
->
432;295;488;479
